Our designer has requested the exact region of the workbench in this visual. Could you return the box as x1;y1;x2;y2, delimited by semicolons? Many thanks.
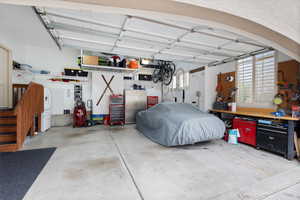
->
210;108;299;160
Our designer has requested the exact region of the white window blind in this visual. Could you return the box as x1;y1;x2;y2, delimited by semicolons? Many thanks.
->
237;56;253;104
174;70;190;89
254;51;275;104
237;51;275;107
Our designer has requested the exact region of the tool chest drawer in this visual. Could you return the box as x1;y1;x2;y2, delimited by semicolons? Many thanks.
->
109;95;125;125
233;118;257;147
256;125;288;155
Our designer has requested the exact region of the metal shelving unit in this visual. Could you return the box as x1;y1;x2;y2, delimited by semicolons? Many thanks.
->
81;64;138;73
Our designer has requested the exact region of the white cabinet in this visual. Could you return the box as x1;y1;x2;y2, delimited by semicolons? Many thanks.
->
41;110;51;132
48;83;74;115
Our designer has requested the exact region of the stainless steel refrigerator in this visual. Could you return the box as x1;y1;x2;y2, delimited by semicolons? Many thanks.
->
124;90;147;124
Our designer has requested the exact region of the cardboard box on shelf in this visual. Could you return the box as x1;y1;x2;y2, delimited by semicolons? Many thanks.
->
82;56;98;65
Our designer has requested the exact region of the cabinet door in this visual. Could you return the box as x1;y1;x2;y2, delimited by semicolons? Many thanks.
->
257;130;287;155
237;124;256;146
233;119;256;146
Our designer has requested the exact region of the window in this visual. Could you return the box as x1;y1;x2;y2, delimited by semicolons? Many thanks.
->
237;56;253;104
171;69;190;90
237;51;276;107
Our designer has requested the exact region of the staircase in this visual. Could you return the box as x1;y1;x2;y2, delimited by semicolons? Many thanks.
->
0;110;18;151
0;82;44;152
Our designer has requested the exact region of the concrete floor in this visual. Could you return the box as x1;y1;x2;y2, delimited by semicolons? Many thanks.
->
22;125;300;200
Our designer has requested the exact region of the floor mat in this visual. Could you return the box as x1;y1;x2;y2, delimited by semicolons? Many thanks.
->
0;147;56;200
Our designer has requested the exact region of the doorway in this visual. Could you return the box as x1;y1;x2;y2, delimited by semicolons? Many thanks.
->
0;45;12;108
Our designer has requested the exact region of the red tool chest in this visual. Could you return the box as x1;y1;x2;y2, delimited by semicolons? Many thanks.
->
147;96;158;109
109;95;125;126
233;118;257;147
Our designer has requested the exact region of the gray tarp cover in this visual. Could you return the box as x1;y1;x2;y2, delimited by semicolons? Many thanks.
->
136;102;225;146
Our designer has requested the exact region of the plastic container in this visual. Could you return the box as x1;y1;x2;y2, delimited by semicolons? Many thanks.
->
128;60;139;69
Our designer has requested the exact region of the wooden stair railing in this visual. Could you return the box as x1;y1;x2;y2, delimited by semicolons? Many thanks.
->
14;82;44;149
13;84;28;107
0;82;44;151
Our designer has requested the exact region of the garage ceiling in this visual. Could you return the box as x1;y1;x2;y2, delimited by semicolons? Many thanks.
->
35;7;270;66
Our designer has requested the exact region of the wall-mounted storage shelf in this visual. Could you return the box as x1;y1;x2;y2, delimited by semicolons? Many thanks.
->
34;73;89;82
81;64;138;73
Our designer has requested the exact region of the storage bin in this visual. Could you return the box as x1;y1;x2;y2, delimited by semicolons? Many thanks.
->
77;70;88;77
64;68;77;76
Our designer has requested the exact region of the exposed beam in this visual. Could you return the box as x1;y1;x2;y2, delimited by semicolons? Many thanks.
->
33;7;61;50
190;66;205;74
111;16;131;52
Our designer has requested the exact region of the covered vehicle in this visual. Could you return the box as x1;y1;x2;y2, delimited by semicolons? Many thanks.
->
136;102;225;146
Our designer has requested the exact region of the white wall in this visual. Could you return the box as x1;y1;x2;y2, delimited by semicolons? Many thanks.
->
189;71;205;110
0;4;83;116
163;61;203;104
278;51;292;63
0;4;78;73
204;62;236;111
163;61;236;111
92;71;162;115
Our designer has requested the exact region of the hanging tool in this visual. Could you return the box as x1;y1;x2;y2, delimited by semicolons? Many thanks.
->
96;75;115;106
102;75;114;94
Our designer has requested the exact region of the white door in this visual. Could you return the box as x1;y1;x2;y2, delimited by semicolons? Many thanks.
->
0;46;12;108
44;87;52;111
190;71;205;111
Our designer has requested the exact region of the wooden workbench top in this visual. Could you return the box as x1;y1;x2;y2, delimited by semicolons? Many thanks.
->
210;108;299;121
